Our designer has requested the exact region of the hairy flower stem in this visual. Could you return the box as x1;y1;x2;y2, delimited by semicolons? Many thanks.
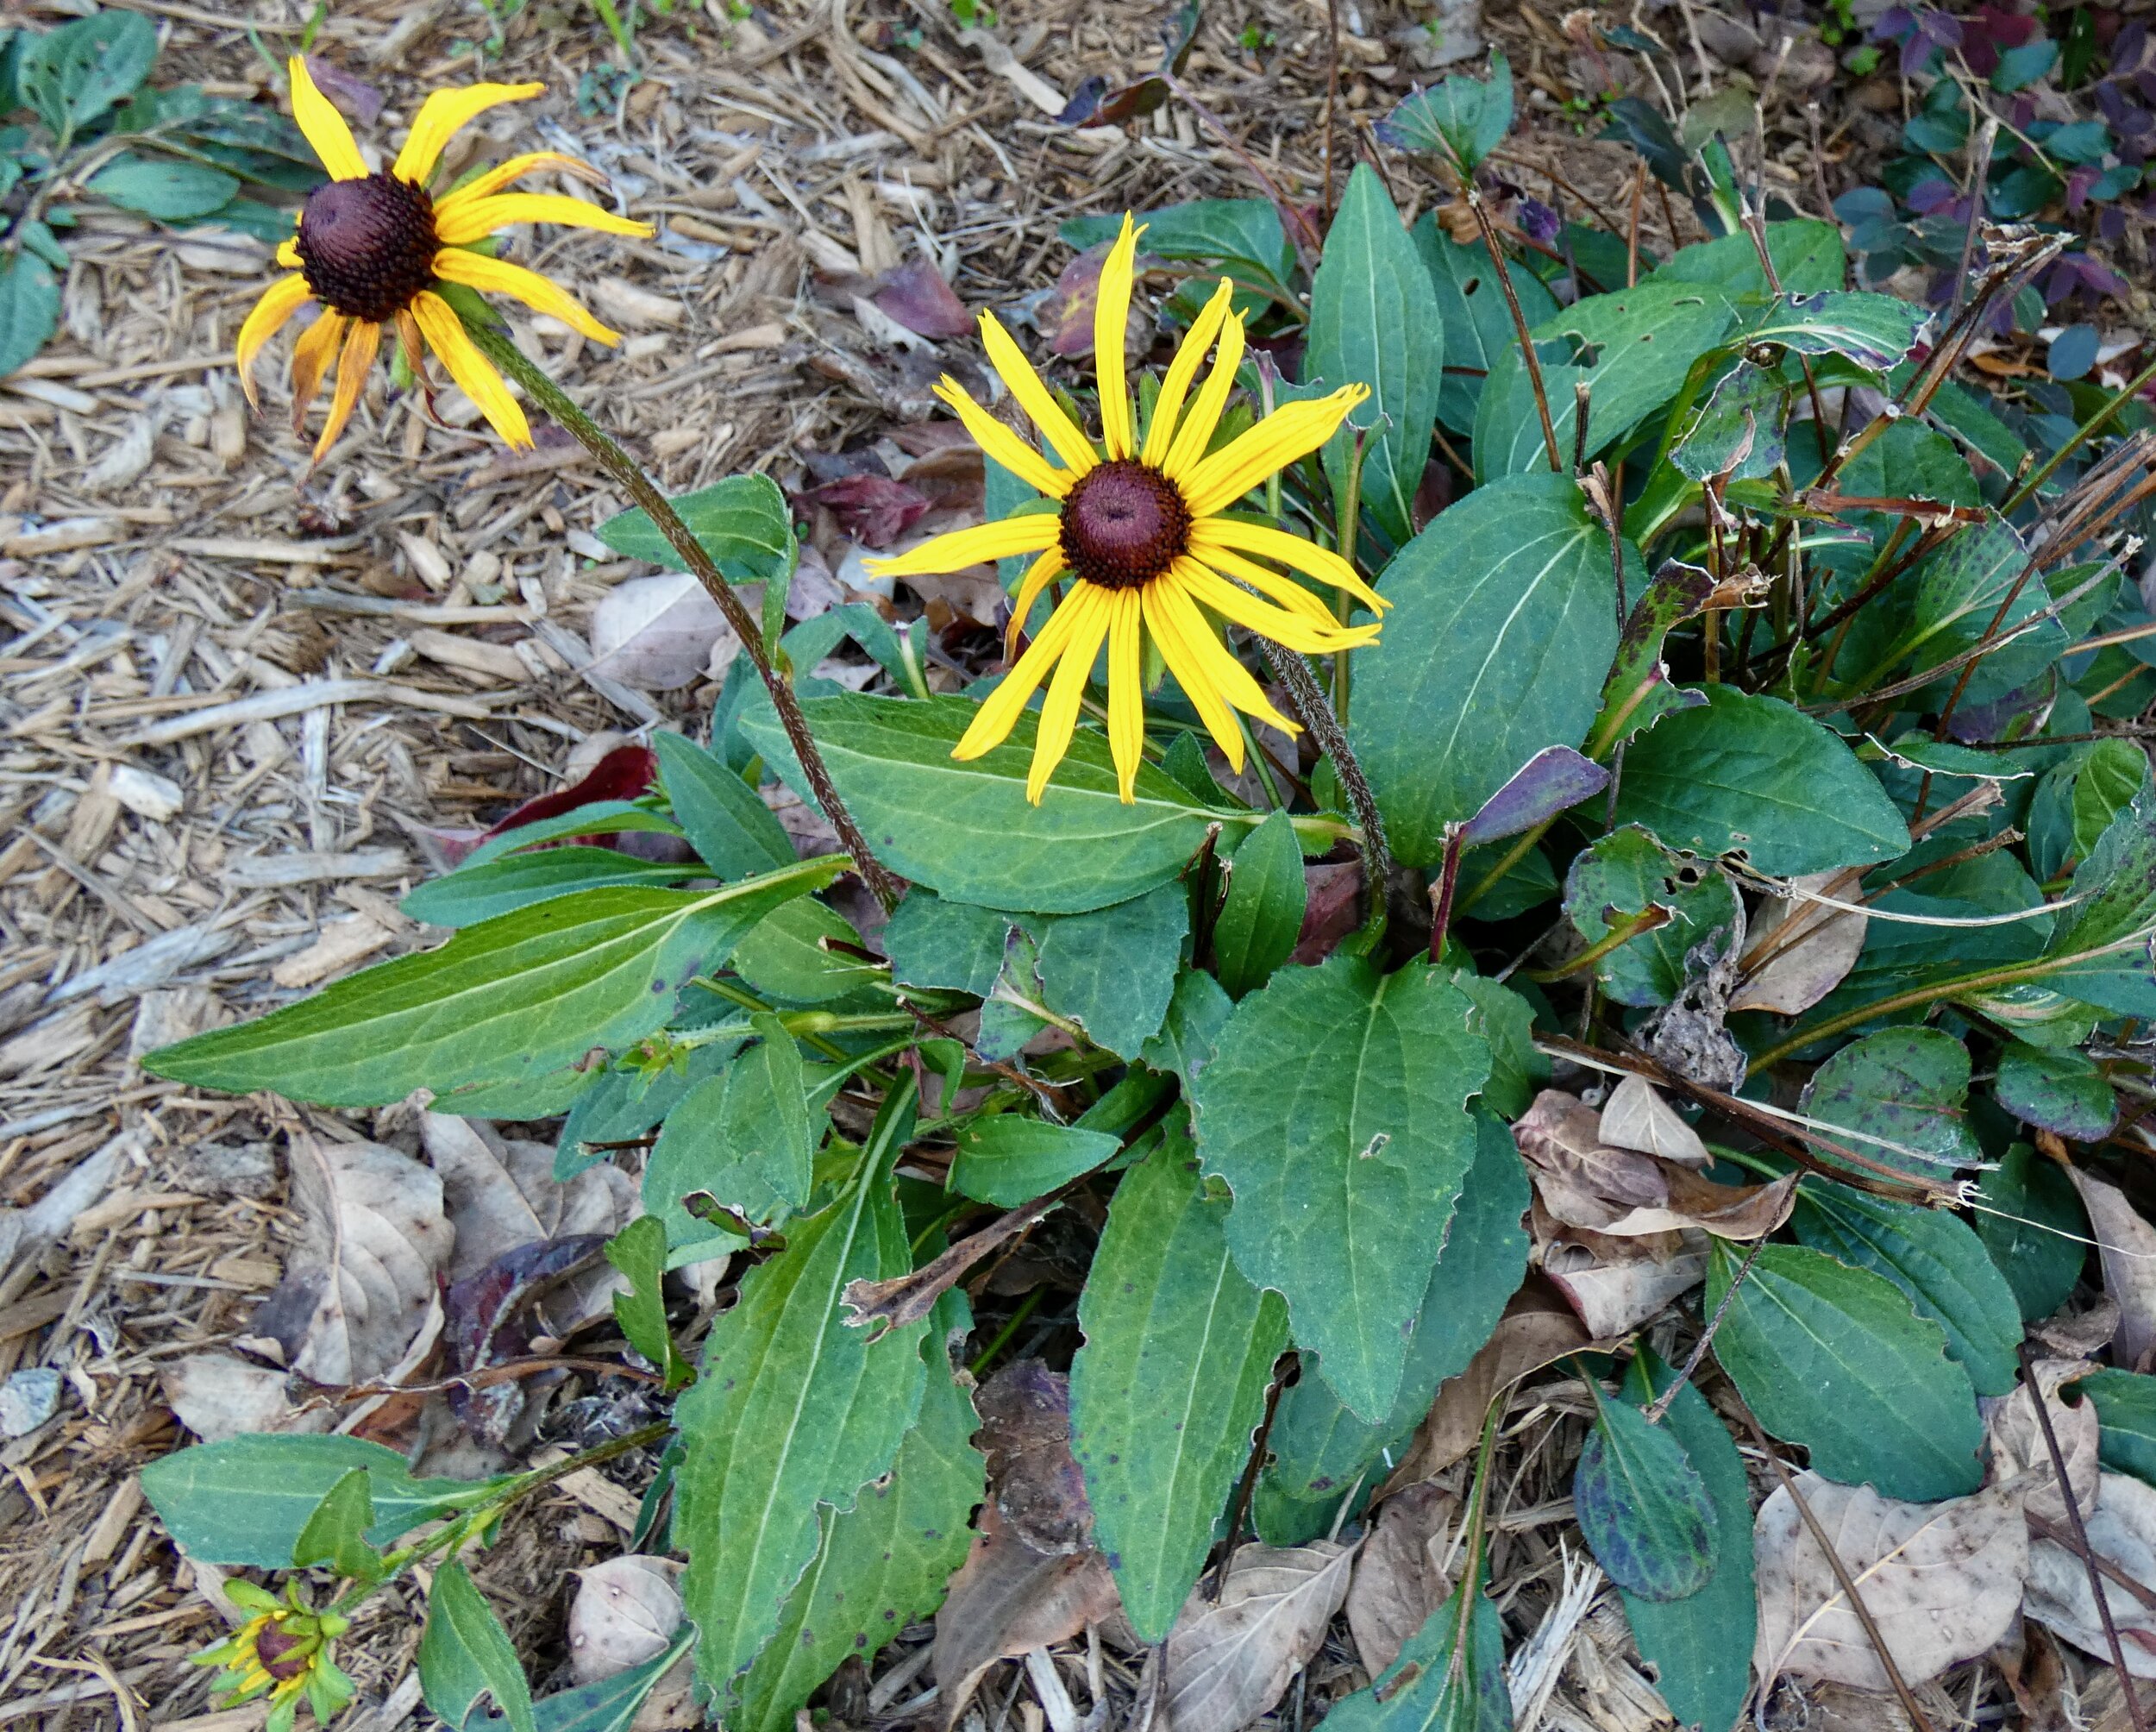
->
461;315;904;911
1255;638;1391;931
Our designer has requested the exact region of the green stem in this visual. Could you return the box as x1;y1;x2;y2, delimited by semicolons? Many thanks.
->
968;1287;1047;1377
459;313;903;910
1457;818;1551;915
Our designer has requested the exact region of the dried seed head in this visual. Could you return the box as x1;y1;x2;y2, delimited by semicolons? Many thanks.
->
1059;458;1192;591
296;172;438;323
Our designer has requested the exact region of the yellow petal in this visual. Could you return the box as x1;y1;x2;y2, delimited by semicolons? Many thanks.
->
1181;386;1369;518
1156;569;1298;735
310;317;381;465
1143;578;1246;770
979;311;1098;475
1177;558;1379;656
431;150;595;206
433;192;652;248
1106;588;1145;802
430;248;622;343
1029;585;1112;803
276;236;302;268
286;56;367;180
235;276;314;409
954;583;1097;762
411;291;531;447
1194;541;1340;624
865;512;1061;580
288;310;345;432
1094;215;1143;461
1191;517;1388;612
1004;547;1067;661
392;80;544;185
936;379;1070;502
1161;308;1246;479
1141;277;1235;467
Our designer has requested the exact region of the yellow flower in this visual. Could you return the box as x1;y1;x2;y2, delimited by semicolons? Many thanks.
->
235;57;652;463
196;1583;354;1732
864;216;1384;805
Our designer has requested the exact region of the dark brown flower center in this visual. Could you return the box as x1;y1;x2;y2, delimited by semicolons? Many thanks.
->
254;1624;312;1682
1059;459;1191;591
296;172;438;323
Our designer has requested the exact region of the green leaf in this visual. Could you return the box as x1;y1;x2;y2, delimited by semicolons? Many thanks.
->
141;1435;508;1567
291;1467;383;1581
1138;965;1234;1085
0;248;60;378
1670;362;1783;483
2070;738;2149;866
1614;687;1908;874
1062;198;1294;284
1801;1027;1979;1173
1260;1110;1528;1521
401;848;699;926
607;1215;694;1390
1615;1350;1754;1732
87;152;238;220
653;731;796;880
2078;1370;2156;1489
731;1295;985;1732
1027;882;1189;1057
1974;1142;2087;1321
1564;828;1740;1007
1213;809;1307;999
1351;471;1624;868
420;1561;536;1732
1894;517;2063;706
596;474;797;586
1305;162;1444;548
1744;290;1926;368
948;1115;1120;1207
1193;956;1489;1421
1372;47;1514;171
1996;1040;2118;1141
1071;1134;1288;1641
20;10;156;135
646;1013;812;1251
1413;224;1558;434
1475;282;1734;480
1573;1386;1716;1601
731;897;884;1004
1452;975;1547;1120
882;892;1009;996
1790;1178;2022;1396
741;694;1250;915
1707;1240;1984;1500
147;864;839;1108
1320;1576;1512;1732
520;1630;697;1732
2043;782;2156;1015
675;1086;931;1701
458;804;686;872
1648;219;1845;298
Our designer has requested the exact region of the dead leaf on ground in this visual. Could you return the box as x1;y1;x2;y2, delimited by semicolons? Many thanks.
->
975;1357;1093;1553
162;1353;331;1444
2026;1470;2156;1679
1344;1481;1457;1677
569;1555;685;1684
1514;1089;1792;1239
1377;1283;1591;1497
587;572;742;690
2034;1294;2120;1360
2070;1170;2156;1372
1987;1359;2100;1527
246;1137;452;1384
1752;1470;2029;1693
1537;1204;1714;1339
1159;1541;1357;1732
932;1502;1121;1729
1597;1073;1710;1169
1731;872;1868;1016
874;259;972;339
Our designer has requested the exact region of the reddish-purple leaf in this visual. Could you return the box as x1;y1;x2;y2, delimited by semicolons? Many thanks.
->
1461;746;1609;844
304;56;385;125
481;744;658;841
875;260;973;340
805;474;933;549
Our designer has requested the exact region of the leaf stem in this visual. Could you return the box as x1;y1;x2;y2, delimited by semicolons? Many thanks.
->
1467;189;1563;474
457;312;903;910
1254;639;1391;936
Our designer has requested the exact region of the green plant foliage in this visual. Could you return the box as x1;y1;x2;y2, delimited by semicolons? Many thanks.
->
596;474;798;585
1027;882;1189;1056
1996;1040;2119;1141
1413;224;1557;433
1975;1144;2089;1320
2078;1370;2156;1488
1213;809;1307;999
419;1562;535;1732
607;1216;696;1390
1321;1575;1512;1732
400;847;701;926
1564;829;1740;1007
645;1013;813;1255
653;731;797;880
291;1469;384;1582
1572;1387;1717;1601
947;1115;1120;1206
1802;1027;1981;1172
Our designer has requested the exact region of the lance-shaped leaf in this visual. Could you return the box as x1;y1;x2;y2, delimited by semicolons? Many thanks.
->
1707;1240;1984;1502
1213;809;1307;999
291;1466;383;1582
676;1085;931;1701
732;1292;985;1732
596;472;798;585
1589;558;1714;755
1572;1384;1716;1601
147;863;841;1108
653;730;796;881
2042;782;2156;1016
1745;290;1927;367
420;1561;536;1732
1460;746;1609;845
1318;1574;1511;1732
1070;1135;1290;1641
1192;956;1489;1421
948;1116;1120;1208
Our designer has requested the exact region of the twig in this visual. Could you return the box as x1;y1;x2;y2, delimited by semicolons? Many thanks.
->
460;313;905;909
2019;1340;2151;1732
1427;824;1466;963
1466;189;1563;474
1642;1234;1767;1423
1209;1359;1290;1601
1742;1414;1941;1732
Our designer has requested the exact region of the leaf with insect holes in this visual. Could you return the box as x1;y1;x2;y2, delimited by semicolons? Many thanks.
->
1564;827;1740;1008
1413;224;1557;434
1572;1386;1717;1601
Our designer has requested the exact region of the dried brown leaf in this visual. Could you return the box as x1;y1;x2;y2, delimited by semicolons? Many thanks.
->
1344;1481;1457;1677
1596;1074;1710;1169
569;1556;685;1685
1988;1359;2100;1528
1514;1089;1669;1229
2071;1170;2156;1371
1160;1541;1357;1732
587;573;740;691
1752;1471;2028;1693
161;1353;330;1445
2026;1470;2156;1679
1731;873;1867;1016
975;1358;1092;1553
932;1503;1120;1729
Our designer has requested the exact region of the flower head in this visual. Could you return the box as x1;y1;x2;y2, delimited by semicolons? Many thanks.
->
236;58;652;464
864;216;1384;804
195;1580;354;1732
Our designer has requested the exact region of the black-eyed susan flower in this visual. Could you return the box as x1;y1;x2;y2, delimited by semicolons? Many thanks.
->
195;1580;355;1732
865;216;1385;804
235;58;651;462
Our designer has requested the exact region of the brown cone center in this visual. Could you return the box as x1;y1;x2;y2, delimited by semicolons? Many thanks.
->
296;172;438;323
1059;459;1191;591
